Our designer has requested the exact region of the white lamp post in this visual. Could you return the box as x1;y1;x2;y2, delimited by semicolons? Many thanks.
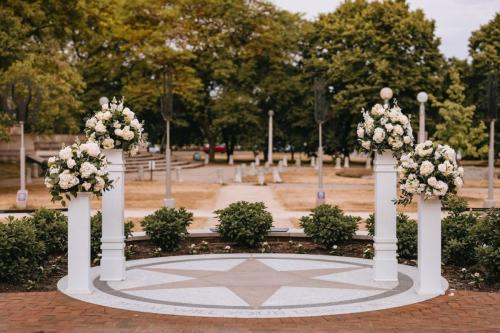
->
162;69;175;208
373;87;398;282
16;121;28;209
484;73;497;208
417;92;428;143
268;110;274;165
314;78;328;206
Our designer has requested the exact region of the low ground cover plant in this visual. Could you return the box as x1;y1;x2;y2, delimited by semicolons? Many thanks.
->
300;204;359;249
215;201;273;247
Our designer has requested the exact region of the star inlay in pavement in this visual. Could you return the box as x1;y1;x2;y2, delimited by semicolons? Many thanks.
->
120;258;387;308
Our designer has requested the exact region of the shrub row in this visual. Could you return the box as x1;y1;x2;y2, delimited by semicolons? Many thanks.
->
0;208;133;283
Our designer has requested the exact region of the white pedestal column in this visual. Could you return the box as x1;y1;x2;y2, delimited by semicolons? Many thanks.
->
101;149;126;281
67;192;92;294
373;150;398;282
417;195;445;295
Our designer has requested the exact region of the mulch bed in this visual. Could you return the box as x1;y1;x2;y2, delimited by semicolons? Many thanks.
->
1;237;498;293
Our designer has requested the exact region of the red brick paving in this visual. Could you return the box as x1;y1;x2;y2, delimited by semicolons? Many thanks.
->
0;290;498;332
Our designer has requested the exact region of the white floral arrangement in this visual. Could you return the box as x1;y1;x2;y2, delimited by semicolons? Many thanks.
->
396;141;464;205
84;97;144;155
44;141;113;205
357;101;414;157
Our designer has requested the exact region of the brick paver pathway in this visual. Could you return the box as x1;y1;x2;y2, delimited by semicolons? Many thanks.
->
0;290;498;332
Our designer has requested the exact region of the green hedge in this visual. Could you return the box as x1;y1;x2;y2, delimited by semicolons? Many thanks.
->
301;205;359;249
141;207;193;251
215;201;273;247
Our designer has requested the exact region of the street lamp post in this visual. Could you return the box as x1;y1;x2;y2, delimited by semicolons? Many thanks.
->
162;69;175;208
268;110;274;165
16;121;28;209
484;73;497;208
314;78;328;206
417;92;428;143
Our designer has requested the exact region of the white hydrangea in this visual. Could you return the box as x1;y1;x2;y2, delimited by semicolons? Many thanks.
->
393;124;404;136
361;140;371;150
403;136;412;144
66;158;76;169
419;160;435;176
357;126;365;138
95;121;107;133
438;160;454;176
454;177;463;188
82;182;92;191
58;171;79;190
59;147;72;160
80;162;97;178
44;177;53;188
123;107;135;121
415;141;433;157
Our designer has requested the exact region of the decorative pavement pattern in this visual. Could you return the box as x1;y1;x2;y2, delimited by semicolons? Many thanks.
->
58;254;447;318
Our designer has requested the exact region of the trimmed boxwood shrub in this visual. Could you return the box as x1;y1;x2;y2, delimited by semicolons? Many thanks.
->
442;208;478;266
473;209;500;282
26;208;67;256
91;212;134;260
366;213;418;260
141;207;193;251
300;205;359;249
0;219;45;282
215;201;273;247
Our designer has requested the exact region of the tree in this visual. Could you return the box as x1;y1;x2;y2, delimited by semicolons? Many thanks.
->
432;67;488;158
306;0;444;155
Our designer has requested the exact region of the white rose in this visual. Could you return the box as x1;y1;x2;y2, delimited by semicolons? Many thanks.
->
384;123;393;132
113;121;121;129
95;112;105;121
102;111;112;121
58;147;73;160
82;182;92;191
114;128;123;137
102;138;115;149
361;140;371;150
101;103;109;111
48;156;56;165
438;160;454;176
44;177;53;188
373;127;386;143
427;176;438;187
420;161;435;176
66;158;76;169
94;176;105;191
130;119;141;130
454;177;463;188
95;121;107;133
403;136;412;144
370;104;385;116
81;141;101;157
123;108;135;121
85;117;97;128
399;114;409;126
357;126;365;138
393;124;404;136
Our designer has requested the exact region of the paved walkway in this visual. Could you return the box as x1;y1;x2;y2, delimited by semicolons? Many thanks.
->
1;289;498;332
58;254;442;318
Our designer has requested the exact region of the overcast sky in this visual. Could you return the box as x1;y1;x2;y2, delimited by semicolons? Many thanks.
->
269;0;499;59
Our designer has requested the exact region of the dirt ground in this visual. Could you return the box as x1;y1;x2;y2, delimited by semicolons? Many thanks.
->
0;181;220;211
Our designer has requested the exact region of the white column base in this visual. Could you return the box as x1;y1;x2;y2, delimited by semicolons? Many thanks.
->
372;237;398;281
416;195;445;295
67;193;92;294
16;190;28;209
164;198;176;208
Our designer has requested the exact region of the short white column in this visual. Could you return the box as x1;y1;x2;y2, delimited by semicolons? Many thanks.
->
416;195;445;295
373;150;398;282
335;157;341;169
272;167;282;183
228;154;234;165
234;165;242;183
67;192;92;294
101;149;126;281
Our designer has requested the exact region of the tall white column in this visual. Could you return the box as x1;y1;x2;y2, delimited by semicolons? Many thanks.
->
268;110;274;165
373;150;398;282
67;192;92;294
101;149;126;281
417;195;445;295
16;122;28;209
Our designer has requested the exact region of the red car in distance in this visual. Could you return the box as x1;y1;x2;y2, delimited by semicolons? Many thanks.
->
202;144;226;153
